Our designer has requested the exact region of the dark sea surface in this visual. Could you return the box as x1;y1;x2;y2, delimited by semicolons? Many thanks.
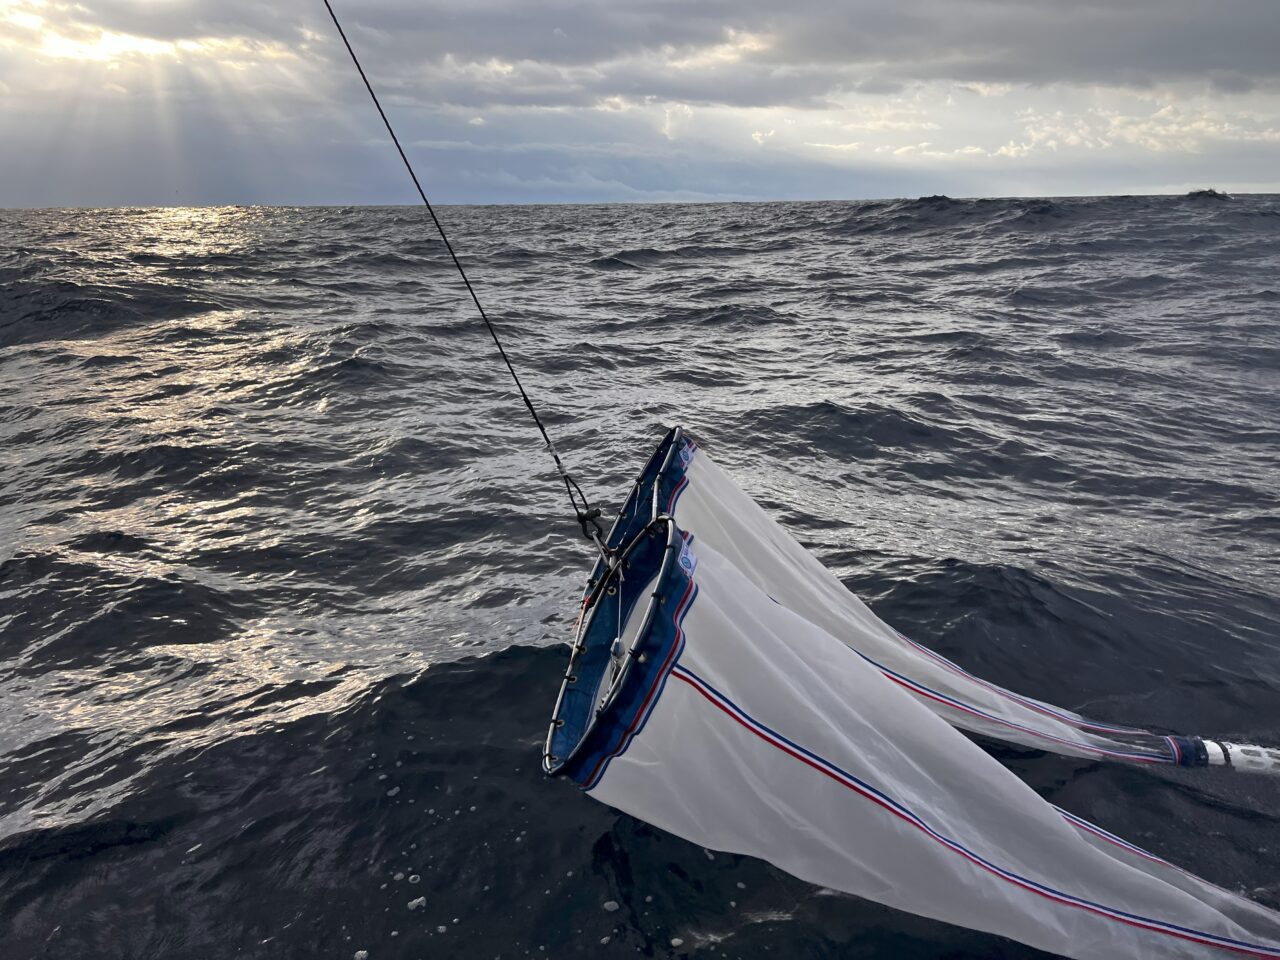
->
2;195;1279;959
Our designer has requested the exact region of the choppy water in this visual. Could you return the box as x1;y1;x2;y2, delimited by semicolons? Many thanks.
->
2;194;1279;959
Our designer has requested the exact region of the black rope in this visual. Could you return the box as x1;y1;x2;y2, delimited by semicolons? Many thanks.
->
321;0;606;548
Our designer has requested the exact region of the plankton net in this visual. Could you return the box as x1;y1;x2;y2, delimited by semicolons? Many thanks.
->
545;427;1280;960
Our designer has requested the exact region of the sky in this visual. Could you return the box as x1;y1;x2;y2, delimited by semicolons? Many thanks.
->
1;0;1278;206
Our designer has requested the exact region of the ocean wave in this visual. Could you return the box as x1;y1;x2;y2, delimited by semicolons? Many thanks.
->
2;197;1278;958
0;278;221;347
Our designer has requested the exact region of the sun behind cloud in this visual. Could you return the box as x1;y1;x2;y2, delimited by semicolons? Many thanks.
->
1;1;294;65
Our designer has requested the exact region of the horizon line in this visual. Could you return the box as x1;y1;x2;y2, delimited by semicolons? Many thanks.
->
3;188;1270;213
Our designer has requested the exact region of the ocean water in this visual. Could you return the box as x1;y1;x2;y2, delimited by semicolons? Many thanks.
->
2;194;1279;959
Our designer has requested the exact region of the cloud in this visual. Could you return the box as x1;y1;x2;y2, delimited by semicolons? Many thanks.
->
326;0;1280;103
11;1;1280;109
0;0;1278;204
